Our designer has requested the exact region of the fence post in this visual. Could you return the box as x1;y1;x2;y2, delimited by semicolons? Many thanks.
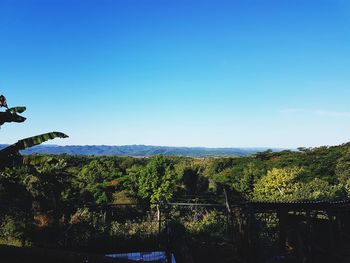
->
224;189;233;240
326;210;335;262
246;205;255;263
157;203;161;236
305;210;312;263
277;208;288;253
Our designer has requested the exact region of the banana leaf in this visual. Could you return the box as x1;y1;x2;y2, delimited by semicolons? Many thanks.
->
0;111;26;125
8;106;26;114
0;132;68;158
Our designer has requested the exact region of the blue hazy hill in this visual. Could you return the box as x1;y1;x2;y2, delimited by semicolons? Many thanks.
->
0;144;284;157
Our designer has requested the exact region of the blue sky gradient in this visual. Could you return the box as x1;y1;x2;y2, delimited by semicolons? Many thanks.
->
1;0;350;147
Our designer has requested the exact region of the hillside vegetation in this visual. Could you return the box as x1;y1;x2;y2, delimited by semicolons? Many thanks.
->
1;141;350;249
1;143;349;207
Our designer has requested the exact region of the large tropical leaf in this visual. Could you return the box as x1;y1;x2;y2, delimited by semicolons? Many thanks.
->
14;132;68;150
0;111;26;126
0;132;68;157
8;106;26;114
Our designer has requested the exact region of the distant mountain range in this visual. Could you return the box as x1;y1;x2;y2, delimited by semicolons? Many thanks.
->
0;144;286;157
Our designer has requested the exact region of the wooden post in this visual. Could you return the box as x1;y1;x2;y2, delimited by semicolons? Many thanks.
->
278;208;288;252
305;210;312;263
157;204;161;235
247;206;255;263
224;189;232;237
166;251;172;263
326;210;335;262
157;203;162;250
103;210;107;225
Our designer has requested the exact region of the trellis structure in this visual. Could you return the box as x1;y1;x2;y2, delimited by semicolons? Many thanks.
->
1;200;350;263
230;200;350;263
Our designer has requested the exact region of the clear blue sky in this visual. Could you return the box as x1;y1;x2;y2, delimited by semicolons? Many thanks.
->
1;0;350;148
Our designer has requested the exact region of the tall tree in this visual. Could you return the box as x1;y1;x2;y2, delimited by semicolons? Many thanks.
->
137;156;176;203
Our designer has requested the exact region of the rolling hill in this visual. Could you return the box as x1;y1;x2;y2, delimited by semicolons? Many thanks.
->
0;144;283;157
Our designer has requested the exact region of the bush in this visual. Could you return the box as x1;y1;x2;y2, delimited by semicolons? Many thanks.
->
110;220;158;238
0;215;26;246
185;210;226;239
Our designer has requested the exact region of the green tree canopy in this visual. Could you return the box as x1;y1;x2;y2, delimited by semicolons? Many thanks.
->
136;156;176;203
75;159;122;205
253;167;304;202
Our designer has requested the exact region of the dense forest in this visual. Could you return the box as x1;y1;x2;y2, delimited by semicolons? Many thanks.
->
2;143;349;207
1;143;350;246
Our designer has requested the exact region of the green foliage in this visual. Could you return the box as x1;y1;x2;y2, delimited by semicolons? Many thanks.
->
0;166;33;204
235;160;265;199
110;220;158;237
185;211;226;239
3;144;350;210
335;148;350;184
253;167;304;201
70;208;93;225
181;166;199;194
136;156;176;203
0;215;24;241
2;140;350;247
293;178;343;201
175;161;209;195
0;214;31;247
75;159;122;204
112;190;136;204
